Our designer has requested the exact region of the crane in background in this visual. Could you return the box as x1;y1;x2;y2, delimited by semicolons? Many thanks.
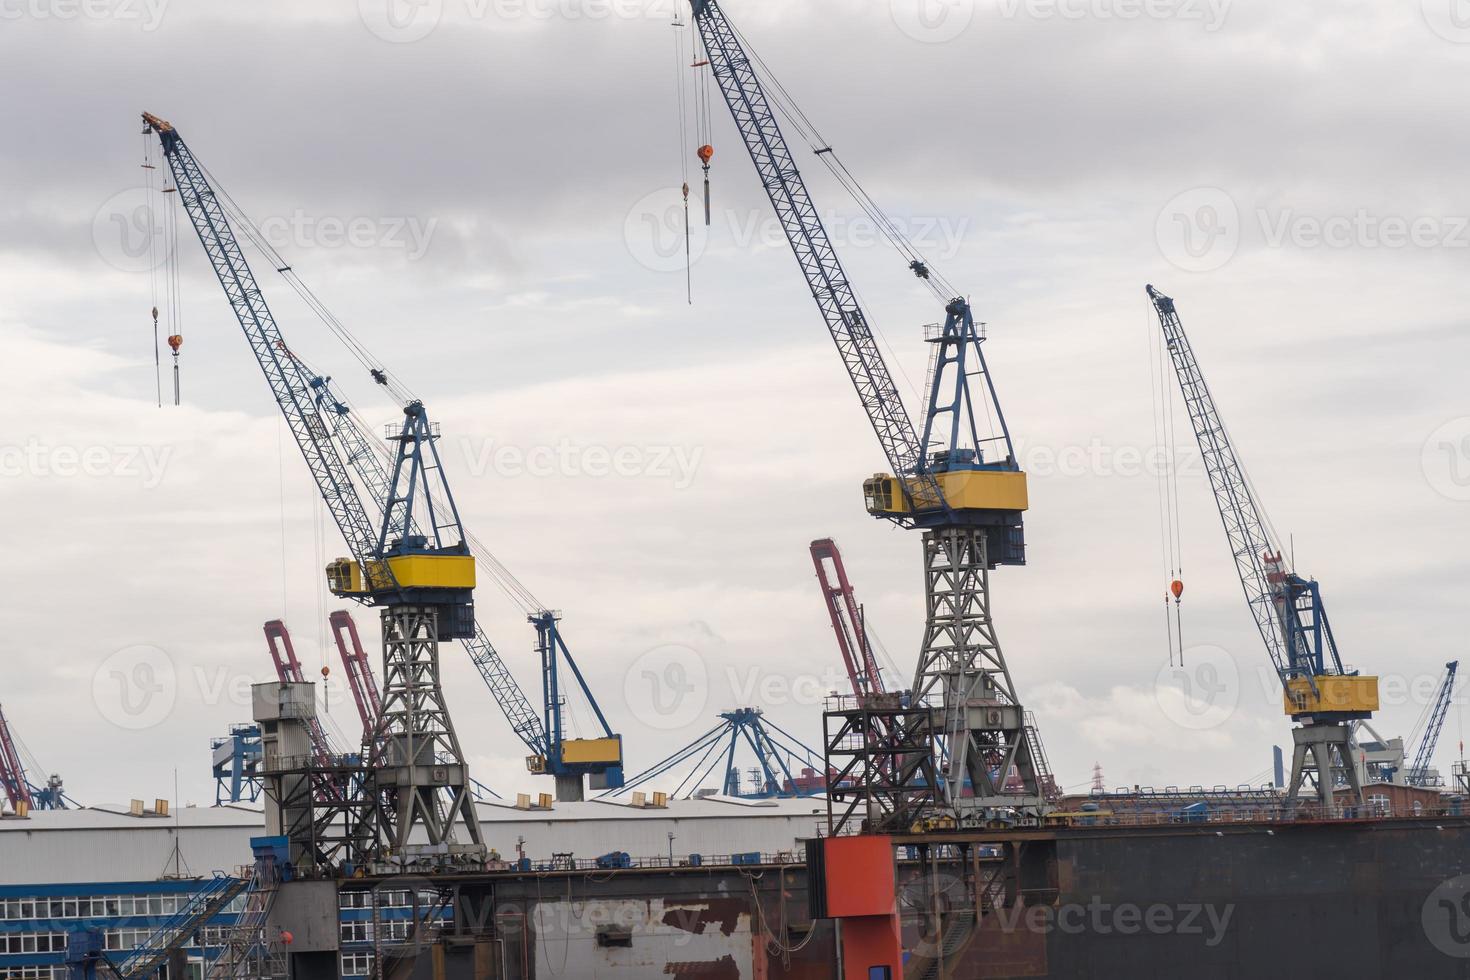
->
1407;661;1459;787
681;0;1044;825
0;703;71;813
140;111;621;803
1146;286;1379;811
810;538;887;701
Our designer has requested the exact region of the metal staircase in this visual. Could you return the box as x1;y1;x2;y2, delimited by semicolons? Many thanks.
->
108;874;248;979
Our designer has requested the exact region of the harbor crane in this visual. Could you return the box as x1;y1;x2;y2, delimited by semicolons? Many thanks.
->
1407;660;1458;787
1146;286;1379;810
143;111;488;868
140;112;621;804
810;538;886;701
684;0;1044;823
0;703;70;812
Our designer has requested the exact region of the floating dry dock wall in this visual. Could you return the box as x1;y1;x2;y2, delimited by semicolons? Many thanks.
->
274;814;1470;979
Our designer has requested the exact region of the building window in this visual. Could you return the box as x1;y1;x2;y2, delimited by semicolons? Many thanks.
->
341;952;374;977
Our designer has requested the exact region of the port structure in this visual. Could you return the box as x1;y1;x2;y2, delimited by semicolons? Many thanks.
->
1147;286;1378;811
0;702;71;814
684;0;1045;825
810;538;888;701
1406;660;1458;787
603;707;825;800
142;113;489;871
140;110;621;805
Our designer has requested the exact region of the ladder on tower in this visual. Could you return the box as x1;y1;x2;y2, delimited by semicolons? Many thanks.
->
1023;712;1060;803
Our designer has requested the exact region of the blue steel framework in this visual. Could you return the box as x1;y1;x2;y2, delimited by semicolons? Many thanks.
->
211;726;263;807
142;113;618;794
1408;661;1459;787
686;0;1024;550
687;0;1043;821
1146;286;1349;689
604;708;822;800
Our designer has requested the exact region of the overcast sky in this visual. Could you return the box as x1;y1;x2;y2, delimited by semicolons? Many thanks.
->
1;0;1467;813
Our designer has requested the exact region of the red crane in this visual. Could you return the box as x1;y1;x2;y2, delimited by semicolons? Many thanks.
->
810;538;887;700
262;620;339;771
0;704;34;812
329;610;381;738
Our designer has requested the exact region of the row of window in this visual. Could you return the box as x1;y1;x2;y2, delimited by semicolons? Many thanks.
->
338;889;437;910
340;920;413;944
0;968;66;979
341;951;375;977
0;935;66;955
0;893;245;922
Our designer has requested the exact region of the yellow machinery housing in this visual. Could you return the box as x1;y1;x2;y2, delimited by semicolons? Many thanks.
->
526;736;623;774
864;469;1029;518
325;554;476;597
1283;675;1379;717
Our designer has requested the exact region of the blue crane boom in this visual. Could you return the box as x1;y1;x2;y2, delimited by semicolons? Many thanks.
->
686;0;1024;555
141;113;546;752
1145;286;1362;696
683;0;1046;823
1146;285;1376;808
142;112;620;796
1408;661;1458;787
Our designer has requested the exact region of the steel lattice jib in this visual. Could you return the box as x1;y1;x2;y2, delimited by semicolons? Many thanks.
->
1283;675;1379;719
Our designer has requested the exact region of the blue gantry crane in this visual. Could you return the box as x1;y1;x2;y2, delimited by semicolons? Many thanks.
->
141;111;621;802
679;0;1043;822
1407;661;1459;787
1147;286;1379;809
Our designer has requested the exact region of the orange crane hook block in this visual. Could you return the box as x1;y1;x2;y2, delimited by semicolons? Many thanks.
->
167;334;182;406
697;144;714;226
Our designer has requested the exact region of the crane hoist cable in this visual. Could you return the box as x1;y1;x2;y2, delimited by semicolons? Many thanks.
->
142;132;164;408
195;157;419;411
716;15;961;304
1147;302;1185;664
679;12;954;419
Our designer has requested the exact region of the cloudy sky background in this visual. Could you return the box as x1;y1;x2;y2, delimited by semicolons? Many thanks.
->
1;0;1468;810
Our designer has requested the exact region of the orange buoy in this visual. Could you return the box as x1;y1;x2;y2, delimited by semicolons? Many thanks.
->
697;144;714;166
1171;579;1184;601
280;931;294;946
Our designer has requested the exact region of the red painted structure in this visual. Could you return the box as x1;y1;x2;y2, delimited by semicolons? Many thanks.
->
819;835;902;980
262;619;338;770
330;609;381;736
811;539;885;700
0;704;34;811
